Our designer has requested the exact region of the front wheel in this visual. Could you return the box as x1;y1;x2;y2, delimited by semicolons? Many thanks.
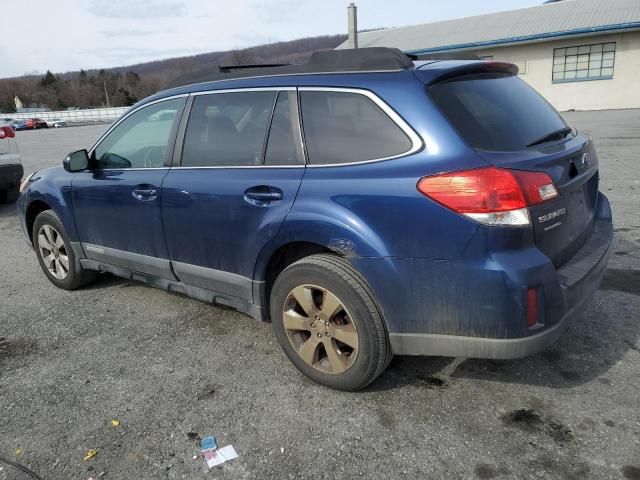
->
33;210;97;290
270;254;392;391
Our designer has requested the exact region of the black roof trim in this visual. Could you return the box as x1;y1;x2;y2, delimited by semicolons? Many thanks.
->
413;52;481;61
218;63;290;72
308;47;414;70
165;47;414;89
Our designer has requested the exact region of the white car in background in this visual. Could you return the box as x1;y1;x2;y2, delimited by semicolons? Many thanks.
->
0;123;23;203
46;118;66;128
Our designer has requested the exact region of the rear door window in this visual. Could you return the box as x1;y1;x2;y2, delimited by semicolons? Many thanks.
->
429;73;568;152
264;91;304;166
300;90;413;165
181;91;276;167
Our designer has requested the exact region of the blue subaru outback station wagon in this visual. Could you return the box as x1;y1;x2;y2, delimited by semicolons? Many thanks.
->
18;48;613;390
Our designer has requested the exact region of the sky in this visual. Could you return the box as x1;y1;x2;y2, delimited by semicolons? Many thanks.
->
1;0;542;78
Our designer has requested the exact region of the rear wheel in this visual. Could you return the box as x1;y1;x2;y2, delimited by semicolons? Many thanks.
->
33;210;97;289
270;254;391;391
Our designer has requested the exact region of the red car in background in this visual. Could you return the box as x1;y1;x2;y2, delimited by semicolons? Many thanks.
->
25;118;48;129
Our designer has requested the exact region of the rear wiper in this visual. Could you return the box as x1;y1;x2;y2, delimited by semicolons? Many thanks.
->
526;127;573;148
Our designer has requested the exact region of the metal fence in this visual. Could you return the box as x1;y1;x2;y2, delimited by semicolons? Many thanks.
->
7;107;129;124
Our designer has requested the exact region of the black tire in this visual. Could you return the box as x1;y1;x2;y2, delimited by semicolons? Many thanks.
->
0;185;18;204
270;254;392;391
33;210;97;290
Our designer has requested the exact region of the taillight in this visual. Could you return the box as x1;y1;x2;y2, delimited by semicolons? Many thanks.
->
510;170;559;205
0;126;15;139
417;167;558;226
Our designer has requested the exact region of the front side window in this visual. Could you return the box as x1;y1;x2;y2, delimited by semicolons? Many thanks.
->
300;90;413;165
92;98;183;169
553;42;616;83
181;91;276;167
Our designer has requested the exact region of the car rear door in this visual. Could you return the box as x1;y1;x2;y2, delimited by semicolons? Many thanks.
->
72;97;186;278
161;89;305;301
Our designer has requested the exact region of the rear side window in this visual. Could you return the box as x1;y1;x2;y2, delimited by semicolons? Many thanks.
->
429;73;567;152
300;90;412;165
181;91;276;167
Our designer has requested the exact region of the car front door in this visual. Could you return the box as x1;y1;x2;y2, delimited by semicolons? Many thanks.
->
72;97;186;278
161;89;305;302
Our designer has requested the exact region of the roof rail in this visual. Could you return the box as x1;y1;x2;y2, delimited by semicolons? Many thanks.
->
165;47;415;89
412;52;481;61
218;63;290;73
308;47;414;70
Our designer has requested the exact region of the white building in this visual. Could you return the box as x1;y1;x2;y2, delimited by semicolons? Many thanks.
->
338;0;640;111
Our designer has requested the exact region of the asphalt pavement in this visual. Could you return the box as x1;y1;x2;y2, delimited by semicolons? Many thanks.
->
0;114;639;480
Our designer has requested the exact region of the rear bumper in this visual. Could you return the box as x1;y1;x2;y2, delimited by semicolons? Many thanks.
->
390;302;584;359
389;251;607;358
352;192;613;359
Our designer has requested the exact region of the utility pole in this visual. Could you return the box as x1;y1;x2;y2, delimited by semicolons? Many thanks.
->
103;79;111;108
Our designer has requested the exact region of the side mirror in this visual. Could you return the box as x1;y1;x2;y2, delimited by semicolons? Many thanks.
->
63;149;89;172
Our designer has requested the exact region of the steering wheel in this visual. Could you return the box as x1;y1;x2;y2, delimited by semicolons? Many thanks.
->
142;146;166;168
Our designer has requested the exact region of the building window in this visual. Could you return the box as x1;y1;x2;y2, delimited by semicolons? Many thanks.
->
513;60;528;75
553;42;616;83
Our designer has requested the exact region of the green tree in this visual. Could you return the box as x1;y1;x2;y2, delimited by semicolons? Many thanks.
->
125;71;141;87
40;70;57;88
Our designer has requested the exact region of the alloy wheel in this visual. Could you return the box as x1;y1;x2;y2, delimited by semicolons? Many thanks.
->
282;284;359;374
37;225;70;280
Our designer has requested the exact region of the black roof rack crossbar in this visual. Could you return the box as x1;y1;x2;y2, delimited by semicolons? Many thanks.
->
413;52;481;61
307;47;414;70
166;47;417;89
218;63;290;73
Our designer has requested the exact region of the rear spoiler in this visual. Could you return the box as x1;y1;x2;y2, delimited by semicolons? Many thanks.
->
419;61;519;87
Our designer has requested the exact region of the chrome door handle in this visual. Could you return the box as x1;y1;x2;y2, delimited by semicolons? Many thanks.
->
132;189;158;201
244;186;283;206
245;191;282;201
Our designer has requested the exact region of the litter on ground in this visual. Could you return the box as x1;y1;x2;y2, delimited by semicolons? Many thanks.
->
200;436;217;451
84;450;98;461
199;434;238;468
203;445;238;468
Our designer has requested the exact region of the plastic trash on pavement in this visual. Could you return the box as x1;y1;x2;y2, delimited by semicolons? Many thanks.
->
203;445;238;468
200;435;238;468
200;436;217;451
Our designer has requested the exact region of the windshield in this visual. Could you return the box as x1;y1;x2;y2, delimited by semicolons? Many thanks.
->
429;73;568;152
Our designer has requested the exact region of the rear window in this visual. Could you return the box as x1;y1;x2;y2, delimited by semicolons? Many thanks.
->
429;73;567;152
